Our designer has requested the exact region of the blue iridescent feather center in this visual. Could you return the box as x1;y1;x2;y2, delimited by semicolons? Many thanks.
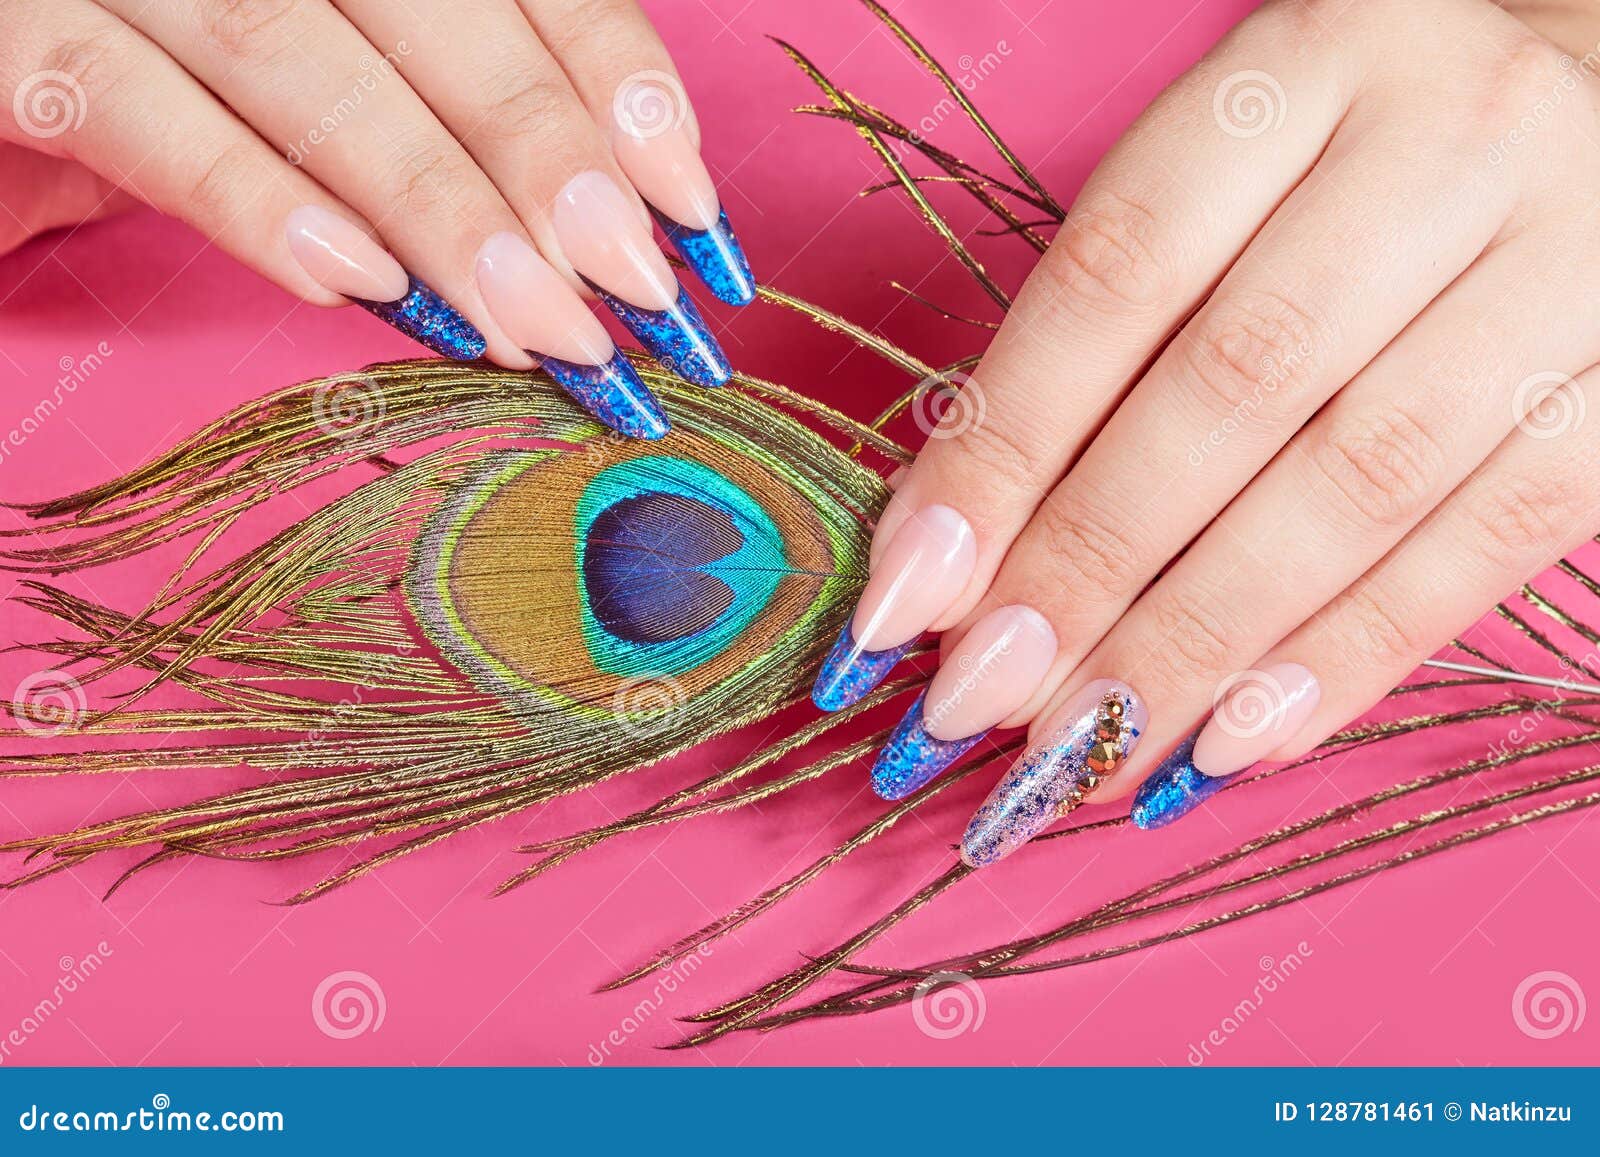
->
574;457;788;677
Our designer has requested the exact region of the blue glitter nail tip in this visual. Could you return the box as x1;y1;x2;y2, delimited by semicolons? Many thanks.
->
655;207;756;307
355;275;486;360
811;622;917;712
870;692;985;800
1130;734;1231;830
539;352;669;441
586;277;732;389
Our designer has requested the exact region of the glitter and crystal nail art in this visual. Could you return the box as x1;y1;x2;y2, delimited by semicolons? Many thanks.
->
870;691;987;800
354;276;487;361
584;278;732;389
654;207;756;307
539;353;669;441
811;621;918;712
1130;732;1232;830
960;679;1146;867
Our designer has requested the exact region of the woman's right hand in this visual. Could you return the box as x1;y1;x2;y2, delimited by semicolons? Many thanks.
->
2;0;755;440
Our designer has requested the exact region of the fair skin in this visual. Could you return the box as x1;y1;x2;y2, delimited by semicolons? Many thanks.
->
858;0;1600;827
7;1;1600;830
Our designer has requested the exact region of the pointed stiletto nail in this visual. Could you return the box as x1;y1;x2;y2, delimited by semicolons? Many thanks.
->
585;277;732;388
811;621;917;712
285;204;486;360
552;170;732;389
654;207;755;306
1130;734;1228;830
923;606;1058;741
870;692;987;800
1131;663;1321;829
475;231;667;439
961;679;1146;867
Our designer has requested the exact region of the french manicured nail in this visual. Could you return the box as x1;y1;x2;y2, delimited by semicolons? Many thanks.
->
811;621;917;712
1193;663;1321;777
1130;664;1320;830
285;205;485;360
961;679;1146;867
870;692;987;800
925;606;1058;740
654;207;755;306
1129;734;1227;830
475;232;667;440
552;170;730;388
811;506;976;711
608;74;755;306
867;606;1056;797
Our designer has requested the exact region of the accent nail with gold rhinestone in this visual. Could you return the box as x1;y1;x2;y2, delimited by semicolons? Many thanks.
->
960;679;1147;867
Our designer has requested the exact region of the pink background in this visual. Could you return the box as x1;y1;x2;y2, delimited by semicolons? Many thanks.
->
2;0;1596;1066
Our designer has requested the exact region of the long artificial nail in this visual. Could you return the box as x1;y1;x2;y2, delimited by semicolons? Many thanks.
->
607;75;754;307
961;679;1146;867
811;506;976;710
475;232;667;439
923;606;1058;741
552;171;731;388
1192;663;1320;777
870;692;987;800
1129;734;1226;830
584;277;731;388
811;621;917;712
285;205;485;360
654;207;755;306
1130;664;1321;830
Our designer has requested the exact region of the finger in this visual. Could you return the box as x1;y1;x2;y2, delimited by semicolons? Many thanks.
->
1133;364;1600;830
521;0;755;305
961;233;1600;859
814;2;1360;714
1075;232;1600;807
97;0;509;361
334;0;732;387
931;108;1517;733
0;0;408;314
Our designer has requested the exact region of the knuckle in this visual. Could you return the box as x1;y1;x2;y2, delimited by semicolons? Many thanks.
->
200;0;303;62
184;137;259;222
36;28;125;103
1032;497;1146;607
380;136;474;225
1306;405;1445;530
466;71;580;149
1325;581;1433;673
1182;289;1321;415
1146;590;1238;682
1041;191;1173;312
1468;472;1581;566
943;414;1047;492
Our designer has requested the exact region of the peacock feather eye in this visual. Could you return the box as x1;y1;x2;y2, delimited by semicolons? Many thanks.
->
407;426;863;743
